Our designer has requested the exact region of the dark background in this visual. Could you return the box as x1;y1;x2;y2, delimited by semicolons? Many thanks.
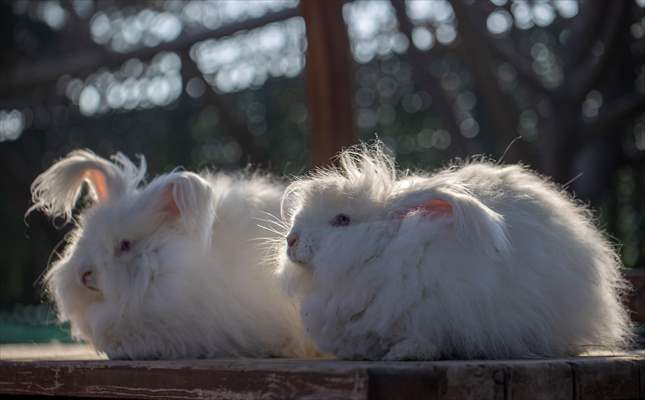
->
2;0;645;342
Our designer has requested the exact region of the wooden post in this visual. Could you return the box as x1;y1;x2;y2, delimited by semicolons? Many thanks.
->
300;0;357;167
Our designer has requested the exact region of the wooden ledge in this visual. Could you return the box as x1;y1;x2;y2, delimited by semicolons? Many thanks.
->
1;346;645;399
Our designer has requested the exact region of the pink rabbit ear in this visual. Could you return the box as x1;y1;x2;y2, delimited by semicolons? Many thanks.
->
84;169;110;202
152;172;215;245
417;199;453;215
402;198;453;218
399;190;511;260
161;182;181;219
28;150;145;224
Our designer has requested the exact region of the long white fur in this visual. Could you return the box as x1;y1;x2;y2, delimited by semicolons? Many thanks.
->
280;142;633;360
30;150;314;359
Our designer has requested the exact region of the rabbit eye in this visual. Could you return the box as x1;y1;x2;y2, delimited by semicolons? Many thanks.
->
330;213;351;227
118;240;131;253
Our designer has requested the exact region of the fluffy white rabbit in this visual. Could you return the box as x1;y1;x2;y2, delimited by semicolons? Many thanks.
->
29;150;314;360
279;142;632;360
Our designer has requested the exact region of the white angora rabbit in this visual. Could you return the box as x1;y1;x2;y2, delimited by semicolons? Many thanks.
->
29;150;313;360
280;143;632;360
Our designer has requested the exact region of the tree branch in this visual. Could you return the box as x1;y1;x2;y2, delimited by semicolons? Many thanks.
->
449;0;535;163
561;0;608;71
180;51;267;167
391;0;479;157
584;92;645;134
566;0;628;104
0;8;299;97
451;0;549;97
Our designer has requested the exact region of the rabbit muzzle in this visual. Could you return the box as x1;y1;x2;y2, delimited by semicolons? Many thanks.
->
286;231;314;267
80;269;100;292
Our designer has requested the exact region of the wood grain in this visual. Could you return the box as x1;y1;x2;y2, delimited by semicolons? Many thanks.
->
2;351;645;399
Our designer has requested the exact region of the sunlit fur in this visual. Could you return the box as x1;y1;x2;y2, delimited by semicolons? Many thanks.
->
280;142;633;360
30;150;313;360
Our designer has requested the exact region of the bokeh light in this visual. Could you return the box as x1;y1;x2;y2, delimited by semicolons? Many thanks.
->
0;110;25;142
192;17;305;93
67;52;183;116
89;0;298;53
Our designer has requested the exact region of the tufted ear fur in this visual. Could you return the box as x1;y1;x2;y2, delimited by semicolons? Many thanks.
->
400;189;511;260
145;171;216;245
28;150;146;223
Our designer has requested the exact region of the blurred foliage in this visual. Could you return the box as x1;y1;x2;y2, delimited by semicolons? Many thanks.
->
3;0;645;343
0;305;72;344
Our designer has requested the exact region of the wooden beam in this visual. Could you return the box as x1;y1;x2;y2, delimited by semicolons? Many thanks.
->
1;353;644;399
0;359;369;399
300;0;356;167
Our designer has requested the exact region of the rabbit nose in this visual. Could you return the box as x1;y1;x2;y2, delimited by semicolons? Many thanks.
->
287;233;299;248
81;270;99;291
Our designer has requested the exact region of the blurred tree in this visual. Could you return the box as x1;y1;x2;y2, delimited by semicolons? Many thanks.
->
391;0;644;190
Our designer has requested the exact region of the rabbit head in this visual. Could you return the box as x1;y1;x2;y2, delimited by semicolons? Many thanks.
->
282;143;511;288
282;145;395;277
29;150;215;356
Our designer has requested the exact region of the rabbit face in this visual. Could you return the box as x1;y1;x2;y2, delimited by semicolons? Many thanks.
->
50;196;166;303
283;146;399;275
286;182;390;268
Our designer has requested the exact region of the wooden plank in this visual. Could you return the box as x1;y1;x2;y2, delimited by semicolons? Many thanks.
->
2;351;645;399
300;0;357;167
0;359;368;400
441;364;505;400
367;366;441;400
506;361;573;400
368;360;568;400
624;268;645;325
639;356;645;398
366;356;644;400
571;357;640;400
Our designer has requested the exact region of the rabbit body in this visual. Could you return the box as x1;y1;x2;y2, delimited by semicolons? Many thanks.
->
281;145;632;360
31;151;311;359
